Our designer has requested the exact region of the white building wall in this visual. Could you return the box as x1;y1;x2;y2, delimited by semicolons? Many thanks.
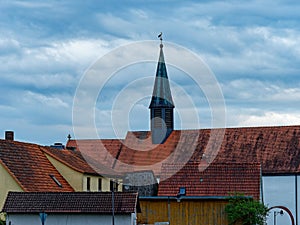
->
263;175;299;225
131;212;137;225
7;213;135;225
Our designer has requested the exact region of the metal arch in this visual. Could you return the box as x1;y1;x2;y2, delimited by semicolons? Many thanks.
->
268;206;295;225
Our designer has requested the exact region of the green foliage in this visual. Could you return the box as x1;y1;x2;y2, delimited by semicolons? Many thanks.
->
0;212;6;225
225;193;268;225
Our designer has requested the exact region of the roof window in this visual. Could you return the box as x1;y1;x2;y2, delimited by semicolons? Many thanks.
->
50;174;63;188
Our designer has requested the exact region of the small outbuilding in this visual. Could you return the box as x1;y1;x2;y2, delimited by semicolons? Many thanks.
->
2;192;140;225
137;162;261;225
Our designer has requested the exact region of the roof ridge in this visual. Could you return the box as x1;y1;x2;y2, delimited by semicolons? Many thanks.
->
41;146;89;174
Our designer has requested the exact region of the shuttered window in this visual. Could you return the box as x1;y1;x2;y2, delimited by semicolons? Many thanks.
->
165;109;173;128
153;109;162;128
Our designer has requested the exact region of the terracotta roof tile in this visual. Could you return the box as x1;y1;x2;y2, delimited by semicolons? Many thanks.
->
42;146;120;177
0;140;74;192
66;139;123;172
69;130;201;175
68;125;300;176
2;192;139;213
158;162;261;199
214;126;300;174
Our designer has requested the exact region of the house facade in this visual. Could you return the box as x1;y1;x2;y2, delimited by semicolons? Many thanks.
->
263;175;299;225
42;145;122;192
6;214;133;225
0;136;73;209
0;162;22;209
2;192;140;225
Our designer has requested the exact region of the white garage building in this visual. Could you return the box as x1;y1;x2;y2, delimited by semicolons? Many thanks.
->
2;192;140;225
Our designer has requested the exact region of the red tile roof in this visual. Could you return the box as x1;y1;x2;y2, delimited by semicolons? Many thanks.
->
67;130;200;175
66;139;123;171
158;162;261;199
42;146;120;177
66;125;300;176
0;139;73;192
214;126;300;174
2;192;139;214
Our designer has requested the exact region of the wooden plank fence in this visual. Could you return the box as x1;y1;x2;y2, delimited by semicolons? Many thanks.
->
138;198;229;225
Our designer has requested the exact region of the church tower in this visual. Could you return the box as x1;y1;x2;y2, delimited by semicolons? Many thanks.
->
149;34;175;144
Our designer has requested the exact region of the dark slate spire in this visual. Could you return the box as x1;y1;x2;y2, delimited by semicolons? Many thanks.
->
149;43;174;108
149;33;174;144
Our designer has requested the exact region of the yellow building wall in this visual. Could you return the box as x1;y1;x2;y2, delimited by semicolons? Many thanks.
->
138;198;229;225
45;154;84;191
45;154;120;192
0;163;23;209
82;174;102;191
80;174;122;192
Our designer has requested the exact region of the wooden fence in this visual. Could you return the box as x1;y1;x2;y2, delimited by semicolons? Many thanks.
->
138;197;229;225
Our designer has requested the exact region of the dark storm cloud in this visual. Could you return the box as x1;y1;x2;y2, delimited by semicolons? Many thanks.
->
0;0;299;143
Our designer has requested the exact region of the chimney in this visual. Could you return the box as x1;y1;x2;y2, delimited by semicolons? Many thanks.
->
50;143;65;150
5;131;14;141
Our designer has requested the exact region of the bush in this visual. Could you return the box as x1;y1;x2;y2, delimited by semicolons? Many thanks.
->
225;193;268;225
0;212;5;225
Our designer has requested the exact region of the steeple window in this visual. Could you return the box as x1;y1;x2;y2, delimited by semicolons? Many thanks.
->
153;109;162;127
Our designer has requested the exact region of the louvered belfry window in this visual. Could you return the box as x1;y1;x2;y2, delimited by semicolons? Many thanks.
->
165;108;173;128
153;109;162;128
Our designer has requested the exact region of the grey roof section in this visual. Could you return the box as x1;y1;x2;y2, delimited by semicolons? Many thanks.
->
2;192;140;214
149;44;174;108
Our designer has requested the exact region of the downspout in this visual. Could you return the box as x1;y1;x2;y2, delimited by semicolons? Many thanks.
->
260;165;264;204
296;174;298;225
168;196;171;225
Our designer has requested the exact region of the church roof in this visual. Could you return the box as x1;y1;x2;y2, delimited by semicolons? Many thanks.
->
66;139;123;173
67;125;300;176
0;139;74;192
214;125;300;175
149;44;174;108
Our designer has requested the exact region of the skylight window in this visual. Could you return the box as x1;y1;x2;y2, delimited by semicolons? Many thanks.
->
50;174;63;188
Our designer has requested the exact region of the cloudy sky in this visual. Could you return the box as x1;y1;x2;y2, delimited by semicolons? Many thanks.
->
1;0;300;145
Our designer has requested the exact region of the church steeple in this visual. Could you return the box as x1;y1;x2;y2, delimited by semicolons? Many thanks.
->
149;33;174;144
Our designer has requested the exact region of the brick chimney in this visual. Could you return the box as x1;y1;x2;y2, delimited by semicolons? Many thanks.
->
5;131;14;141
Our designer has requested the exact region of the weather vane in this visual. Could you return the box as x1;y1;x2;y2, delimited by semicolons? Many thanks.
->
158;32;163;43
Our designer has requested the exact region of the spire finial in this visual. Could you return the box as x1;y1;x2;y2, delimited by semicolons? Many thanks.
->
158;32;163;48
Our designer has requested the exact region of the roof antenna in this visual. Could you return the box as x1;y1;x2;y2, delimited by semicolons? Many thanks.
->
158;32;163;47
